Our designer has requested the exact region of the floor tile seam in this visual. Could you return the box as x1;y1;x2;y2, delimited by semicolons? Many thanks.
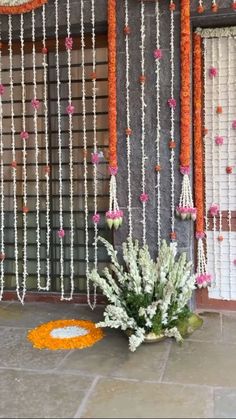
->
158;340;172;383
73;376;101;419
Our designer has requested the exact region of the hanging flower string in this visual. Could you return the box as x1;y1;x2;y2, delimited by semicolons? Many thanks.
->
155;0;161;250
90;0;98;309
0;19;5;299
193;33;211;288
227;37;232;299
20;13;28;294
106;0;122;230
124;0;132;239
41;3;51;290
62;0;75;301
9;15;22;302
178;0;196;222
169;0;176;241
32;10;42;290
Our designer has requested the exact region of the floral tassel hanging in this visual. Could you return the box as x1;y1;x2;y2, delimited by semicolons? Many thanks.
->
197;0;204;13
193;33;211;288
0;18;5;299
106;0;123;230
177;0;196;222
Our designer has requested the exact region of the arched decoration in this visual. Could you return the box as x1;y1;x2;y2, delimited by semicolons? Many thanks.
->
0;0;47;14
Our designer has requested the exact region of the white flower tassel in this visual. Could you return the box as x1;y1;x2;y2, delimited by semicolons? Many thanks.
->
177;168;197;221
106;168;123;230
196;233;212;288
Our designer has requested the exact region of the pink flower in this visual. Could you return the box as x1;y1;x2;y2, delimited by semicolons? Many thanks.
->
153;49;162;59
180;166;190;175
57;229;65;239
91;152;100;165
215;135;224;145
66;104;75;115
106;211;115;220
31;98;40;110
65;37;73;50
209;66;218;78
196;273;212;287
168;98;176;109
233;259;236;266
0;84;5;96
109;166;118;176
210;203;219;217
196;232;205;240
92;213;100;224
232;120;236;129
140;193;149;203
20;131;29;140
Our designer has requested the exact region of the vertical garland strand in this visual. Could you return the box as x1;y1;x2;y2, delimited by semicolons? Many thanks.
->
20;14;28;293
140;0;147;245
227;37;232;300
32;10;41;290
203;38;209;263
124;0;132;240
63;0;74;300
81;0;90;307
55;0;65;298
211;39;217;286
9;15;21;302
155;0;161;250
169;0;175;239
0;18;4;299
41;3;51;290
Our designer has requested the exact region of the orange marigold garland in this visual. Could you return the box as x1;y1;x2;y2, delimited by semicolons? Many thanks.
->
27;319;104;350
106;0;123;229
177;0;196;221
0;0;47;15
193;33;211;288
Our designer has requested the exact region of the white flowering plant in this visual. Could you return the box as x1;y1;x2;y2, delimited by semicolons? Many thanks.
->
89;238;197;352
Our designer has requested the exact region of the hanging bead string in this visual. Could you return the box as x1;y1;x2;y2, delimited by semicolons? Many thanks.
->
155;0;161;250
227;36;232;300
140;0;147;245
62;0;74;301
55;0;65;299
170;0;175;240
41;3;51;290
90;0;98;308
124;0;132;240
216;37;223;297
9;15;21;302
32;10;41;290
210;39;217;286
0;18;5;299
20;14;28;294
81;0;90;307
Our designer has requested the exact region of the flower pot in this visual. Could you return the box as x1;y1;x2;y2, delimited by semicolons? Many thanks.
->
124;329;166;344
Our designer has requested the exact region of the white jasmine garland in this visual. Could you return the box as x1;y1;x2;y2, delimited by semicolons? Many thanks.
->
227;37;232;300
216;37;222;297
0;19;4;300
203;39;209;259
9;15;21;302
32;10;41;290
170;0;175;236
125;0;132;240
41;3;51;291
20;14;28;293
55;0;65;299
91;0;97;308
155;0;161;250
211;39;217;286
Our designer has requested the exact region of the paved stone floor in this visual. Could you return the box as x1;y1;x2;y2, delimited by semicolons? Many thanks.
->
0;301;236;418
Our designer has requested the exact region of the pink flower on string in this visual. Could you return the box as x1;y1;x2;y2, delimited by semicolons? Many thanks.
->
153;49;163;59
180;166;190;175
209;66;218;78
66;104;75;115
215;135;224;145
65;37;73;50
20;131;29;140
196;232;205;240
57;229;65;239
168;98;176;109
0;84;5;96
31;98;40;110
196;273;212;287
92;213;101;224
232;120;236;129
92;152;100;165
210;203;219;217
140;193;149;203
109;166;118;176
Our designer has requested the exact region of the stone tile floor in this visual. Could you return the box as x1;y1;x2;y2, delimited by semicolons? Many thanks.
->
0;301;236;418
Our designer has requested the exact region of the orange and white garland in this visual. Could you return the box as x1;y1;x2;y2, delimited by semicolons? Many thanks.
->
178;0;196;223
0;0;47;14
